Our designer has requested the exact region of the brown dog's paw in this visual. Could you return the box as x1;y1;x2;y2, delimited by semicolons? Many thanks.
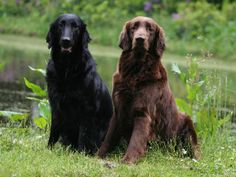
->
193;145;201;160
96;150;106;159
122;156;135;164
122;153;140;164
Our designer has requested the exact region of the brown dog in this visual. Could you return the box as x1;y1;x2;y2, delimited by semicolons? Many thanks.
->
98;16;200;163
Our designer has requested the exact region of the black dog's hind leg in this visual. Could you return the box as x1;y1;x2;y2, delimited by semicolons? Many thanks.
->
77;120;98;154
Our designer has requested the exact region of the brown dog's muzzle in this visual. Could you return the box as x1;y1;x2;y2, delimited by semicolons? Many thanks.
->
133;28;149;50
135;35;145;45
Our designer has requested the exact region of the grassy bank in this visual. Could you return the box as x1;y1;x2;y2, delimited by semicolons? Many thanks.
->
1;34;236;72
0;127;235;177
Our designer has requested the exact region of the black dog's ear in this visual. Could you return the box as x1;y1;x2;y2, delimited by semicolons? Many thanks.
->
82;23;91;49
46;23;55;49
119;21;132;51
153;26;166;57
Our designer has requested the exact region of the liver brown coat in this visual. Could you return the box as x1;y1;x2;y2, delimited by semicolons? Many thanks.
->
98;16;199;163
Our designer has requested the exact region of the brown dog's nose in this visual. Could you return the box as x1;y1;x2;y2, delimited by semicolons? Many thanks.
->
135;37;145;44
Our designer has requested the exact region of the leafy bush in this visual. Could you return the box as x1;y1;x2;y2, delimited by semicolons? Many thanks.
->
173;1;236;60
0;66;50;130
172;56;232;138
176;1;226;39
24;67;50;130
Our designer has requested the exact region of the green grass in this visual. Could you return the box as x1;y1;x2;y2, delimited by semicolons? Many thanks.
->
0;127;235;177
0;15;48;37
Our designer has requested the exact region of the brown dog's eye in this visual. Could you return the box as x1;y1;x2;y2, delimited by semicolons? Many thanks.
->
131;24;138;31
146;26;153;32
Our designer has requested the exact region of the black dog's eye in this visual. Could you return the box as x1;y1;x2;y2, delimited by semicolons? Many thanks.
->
59;20;65;28
71;22;79;29
59;23;63;28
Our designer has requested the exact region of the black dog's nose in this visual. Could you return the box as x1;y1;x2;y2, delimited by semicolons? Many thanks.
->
61;37;71;47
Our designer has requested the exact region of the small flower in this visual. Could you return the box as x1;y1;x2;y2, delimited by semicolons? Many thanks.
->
13;139;17;144
15;0;20;5
182;148;187;154
19;140;23;144
172;13;180;21
144;2;152;12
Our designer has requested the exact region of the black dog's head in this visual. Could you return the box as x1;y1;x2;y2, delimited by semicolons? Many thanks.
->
46;14;91;53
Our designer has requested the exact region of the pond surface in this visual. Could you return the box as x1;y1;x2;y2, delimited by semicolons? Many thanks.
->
0;43;235;123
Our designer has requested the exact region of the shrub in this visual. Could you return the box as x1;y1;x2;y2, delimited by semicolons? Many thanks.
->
175;1;226;39
0;67;50;130
172;56;232;139
24;67;50;130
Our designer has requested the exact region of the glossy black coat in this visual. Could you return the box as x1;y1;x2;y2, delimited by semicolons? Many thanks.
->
46;14;113;153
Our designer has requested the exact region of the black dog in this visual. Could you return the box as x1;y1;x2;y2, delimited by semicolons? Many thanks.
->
46;14;113;154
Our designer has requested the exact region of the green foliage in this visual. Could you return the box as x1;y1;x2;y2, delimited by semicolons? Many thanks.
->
0;111;28;122
0;66;50;129
24;77;46;97
172;57;232;138
34;117;47;129
174;1;236;60
176;2;226;39
24;67;50;130
28;66;46;76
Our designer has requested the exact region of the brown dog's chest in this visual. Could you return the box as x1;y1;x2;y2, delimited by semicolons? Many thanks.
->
119;54;165;90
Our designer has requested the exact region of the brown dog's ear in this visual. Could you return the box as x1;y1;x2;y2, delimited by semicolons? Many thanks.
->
119;22;131;51
153;26;165;57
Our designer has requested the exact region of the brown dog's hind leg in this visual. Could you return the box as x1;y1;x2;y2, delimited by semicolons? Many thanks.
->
122;114;151;164
178;114;201;159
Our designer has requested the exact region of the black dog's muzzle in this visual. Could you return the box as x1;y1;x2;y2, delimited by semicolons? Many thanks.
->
60;27;73;53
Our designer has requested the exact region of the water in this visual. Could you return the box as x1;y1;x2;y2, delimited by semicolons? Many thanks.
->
0;45;235;122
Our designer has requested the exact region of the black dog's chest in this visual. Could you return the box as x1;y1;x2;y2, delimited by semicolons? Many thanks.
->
57;80;89;102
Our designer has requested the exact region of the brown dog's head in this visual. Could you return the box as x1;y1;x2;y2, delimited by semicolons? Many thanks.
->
119;16;165;57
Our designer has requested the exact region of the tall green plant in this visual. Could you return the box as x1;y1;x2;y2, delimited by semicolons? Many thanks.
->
24;66;50;130
0;67;50;129
172;57;232;138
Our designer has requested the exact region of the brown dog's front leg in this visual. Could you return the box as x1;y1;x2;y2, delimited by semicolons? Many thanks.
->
122;115;151;164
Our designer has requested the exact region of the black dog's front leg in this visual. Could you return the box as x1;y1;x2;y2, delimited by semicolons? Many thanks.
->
48;113;61;149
